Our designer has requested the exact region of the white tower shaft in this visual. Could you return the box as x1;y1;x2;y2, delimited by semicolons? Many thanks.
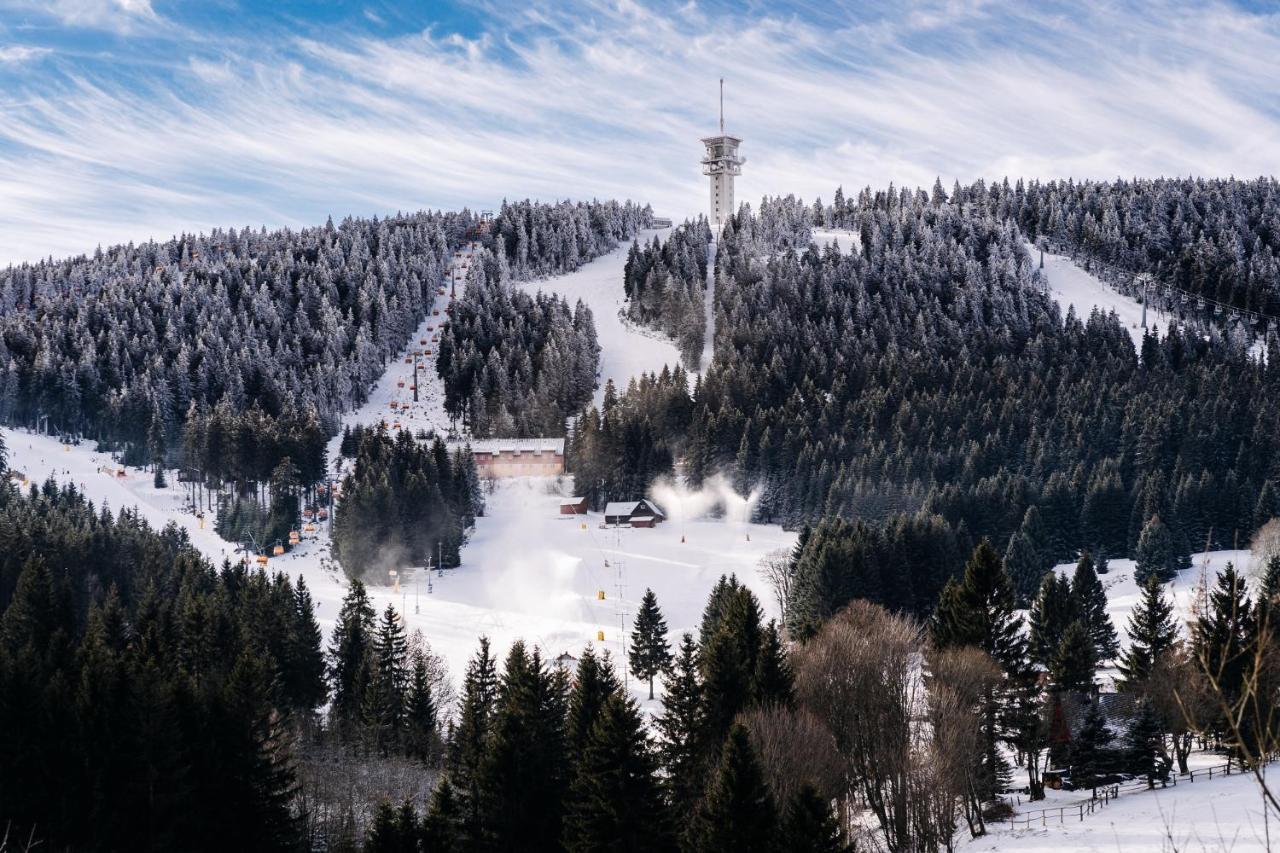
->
701;78;744;235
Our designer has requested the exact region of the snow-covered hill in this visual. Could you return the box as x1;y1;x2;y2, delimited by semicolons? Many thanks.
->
515;226;682;406
2;230;792;704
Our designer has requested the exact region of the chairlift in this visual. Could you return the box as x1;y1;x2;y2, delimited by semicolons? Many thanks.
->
272;540;285;556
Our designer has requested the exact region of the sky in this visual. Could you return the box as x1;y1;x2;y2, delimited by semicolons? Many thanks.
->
0;0;1278;263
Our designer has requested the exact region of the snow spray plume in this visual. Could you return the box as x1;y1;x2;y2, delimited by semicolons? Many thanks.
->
648;473;762;526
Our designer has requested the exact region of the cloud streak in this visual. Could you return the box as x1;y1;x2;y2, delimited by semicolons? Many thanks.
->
0;0;1278;263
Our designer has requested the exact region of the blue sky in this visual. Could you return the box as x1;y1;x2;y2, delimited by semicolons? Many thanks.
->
1;0;1278;262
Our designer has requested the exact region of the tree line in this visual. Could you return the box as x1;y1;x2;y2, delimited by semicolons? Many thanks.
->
623;220;711;369
436;269;599;439
332;427;484;579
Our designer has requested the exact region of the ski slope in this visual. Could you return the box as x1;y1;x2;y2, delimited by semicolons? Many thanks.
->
963;767;1277;852
1032;245;1151;348
811;228;859;254
515;226;683;407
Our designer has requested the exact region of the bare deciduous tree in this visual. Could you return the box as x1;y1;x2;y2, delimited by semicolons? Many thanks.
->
757;549;795;625
740;704;843;808
926;647;1003;844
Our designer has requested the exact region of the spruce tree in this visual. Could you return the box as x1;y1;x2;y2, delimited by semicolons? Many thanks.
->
1028;573;1076;669
1117;576;1180;690
655;632;706;822
1192;564;1258;749
1072;554;1119;663
753;620;794;708
566;646;621;764
447;637;498;849
1125;700;1169;789
477;643;569;853
1134;515;1180;584
286;576;327;713
629;588;673;700
684;723;778;853
1049;620;1097;694
366;604;409;753
328;579;375;733
563;694;673;853
404;651;437;761
1069;701;1112;798
421;778;461;853
781;785;850;853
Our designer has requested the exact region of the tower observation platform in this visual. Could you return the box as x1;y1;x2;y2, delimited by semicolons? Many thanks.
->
701;78;744;235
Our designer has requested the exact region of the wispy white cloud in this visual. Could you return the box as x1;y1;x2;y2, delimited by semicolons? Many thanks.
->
0;45;51;63
1;0;158;32
0;0;1277;263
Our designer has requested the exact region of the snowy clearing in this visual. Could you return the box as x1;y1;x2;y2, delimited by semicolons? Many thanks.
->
811;228;859;254
1032;244;1151;348
1048;548;1253;687
4;422;791;706
963;765;1277;852
516;226;683;407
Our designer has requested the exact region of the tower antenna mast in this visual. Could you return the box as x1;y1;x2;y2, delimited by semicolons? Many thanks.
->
719;78;724;134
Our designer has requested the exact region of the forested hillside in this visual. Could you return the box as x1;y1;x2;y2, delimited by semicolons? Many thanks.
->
562;185;1280;623
0;460;327;850
0;198;646;473
436;267;599;438
623;220;711;368
933;176;1280;318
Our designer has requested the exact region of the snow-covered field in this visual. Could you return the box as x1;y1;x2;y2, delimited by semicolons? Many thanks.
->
1047;549;1254;687
811;228;859;253
516;227;683;407
964;766;1277;852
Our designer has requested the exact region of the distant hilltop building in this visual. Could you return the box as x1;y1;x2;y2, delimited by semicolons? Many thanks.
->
447;437;565;477
701;78;744;235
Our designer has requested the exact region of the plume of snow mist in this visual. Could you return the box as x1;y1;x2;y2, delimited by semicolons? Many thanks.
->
649;473;762;529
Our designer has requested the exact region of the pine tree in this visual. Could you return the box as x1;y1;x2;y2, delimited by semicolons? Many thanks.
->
1072;554;1119;662
421;778;462;853
447;637;498;849
781;785;850;853
1049;620;1097;694
629;588;673;700
1125;699;1169;789
477;642;569;853
1069;701;1112;798
366;603;409;753
655;632;706;822
753;620;794;708
328;579;375;733
566;645;621;778
1135;515;1181;584
1028;573;1077;669
563;694;673;853
1192;564;1258;749
931;540;1026;672
404;651;437;761
286;575;327;712
684;723;778;853
1117;576;1180;690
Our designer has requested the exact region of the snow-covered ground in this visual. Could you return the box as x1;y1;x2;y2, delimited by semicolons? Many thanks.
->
964;766;1278;852
1043;549;1253;690
516;227;682;407
1032;244;1152;348
3;425;790;704
811;228;859;253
